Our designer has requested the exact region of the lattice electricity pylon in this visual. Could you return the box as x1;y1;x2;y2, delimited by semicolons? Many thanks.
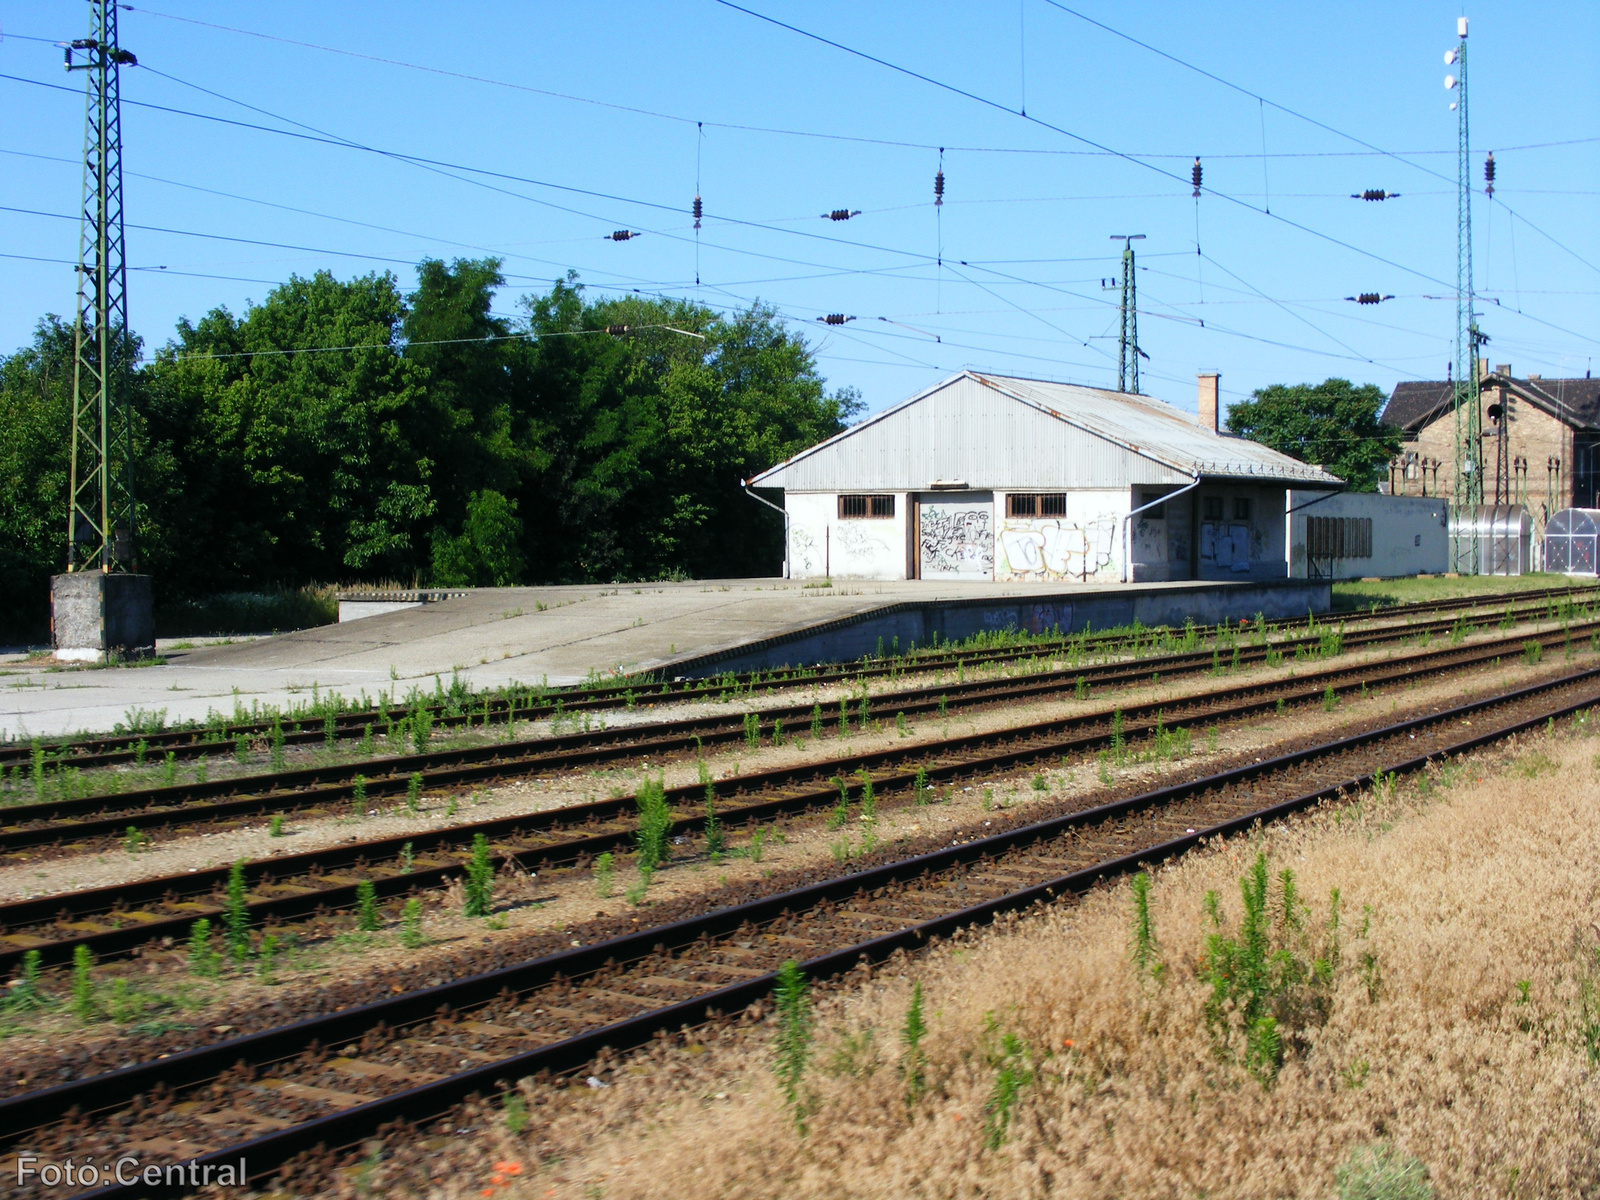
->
1110;234;1145;393
65;2;138;573
1447;18;1483;572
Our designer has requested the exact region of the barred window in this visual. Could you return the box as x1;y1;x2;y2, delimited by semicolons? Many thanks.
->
1006;493;1067;518
839;493;895;519
1307;515;1373;560
1233;497;1253;521
1202;496;1224;521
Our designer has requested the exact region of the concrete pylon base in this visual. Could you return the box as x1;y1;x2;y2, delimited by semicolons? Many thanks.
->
51;572;156;662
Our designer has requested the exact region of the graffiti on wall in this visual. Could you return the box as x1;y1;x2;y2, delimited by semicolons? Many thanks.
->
790;528;821;576
920;507;994;577
836;522;892;564
1199;522;1259;572
996;516;1118;581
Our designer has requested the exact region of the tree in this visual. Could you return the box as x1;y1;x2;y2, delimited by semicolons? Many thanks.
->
1225;378;1400;492
1;263;856;636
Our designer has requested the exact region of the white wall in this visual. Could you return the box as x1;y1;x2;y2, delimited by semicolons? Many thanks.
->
787;492;909;580
994;489;1129;583
1287;492;1449;579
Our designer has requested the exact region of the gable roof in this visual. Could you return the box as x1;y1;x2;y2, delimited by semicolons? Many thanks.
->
1383;375;1600;433
749;371;1342;491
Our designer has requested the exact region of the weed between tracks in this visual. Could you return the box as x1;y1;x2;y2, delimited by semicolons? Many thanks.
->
435;717;1600;1200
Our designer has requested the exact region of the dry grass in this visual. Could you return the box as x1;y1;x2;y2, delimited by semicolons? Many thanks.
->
473;724;1600;1200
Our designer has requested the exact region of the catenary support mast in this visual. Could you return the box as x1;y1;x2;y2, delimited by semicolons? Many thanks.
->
65;1;137;574
1448;17;1484;571
1111;234;1145;394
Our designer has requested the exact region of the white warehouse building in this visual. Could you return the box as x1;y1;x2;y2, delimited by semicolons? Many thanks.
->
748;371;1343;584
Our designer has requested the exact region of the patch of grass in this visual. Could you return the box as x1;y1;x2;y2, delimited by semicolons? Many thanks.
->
1333;1142;1434;1199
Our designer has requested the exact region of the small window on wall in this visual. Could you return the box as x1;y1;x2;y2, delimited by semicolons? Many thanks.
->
839;494;895;519
1233;497;1253;521
1006;493;1067;518
1202;496;1224;521
1139;491;1166;520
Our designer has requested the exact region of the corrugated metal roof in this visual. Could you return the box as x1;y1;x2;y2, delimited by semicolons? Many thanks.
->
749;371;1344;491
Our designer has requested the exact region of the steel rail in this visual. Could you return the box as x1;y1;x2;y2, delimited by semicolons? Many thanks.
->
19;665;1600;1199
5;582;1592;769
1;617;1594;975
5;597;1583;844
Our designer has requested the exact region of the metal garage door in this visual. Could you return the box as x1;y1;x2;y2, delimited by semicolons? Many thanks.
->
918;492;995;580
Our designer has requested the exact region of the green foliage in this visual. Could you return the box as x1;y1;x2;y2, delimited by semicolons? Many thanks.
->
223;858;251;961
982;1024;1034;1149
1524;639;1544;666
502;1091;530;1136
0;270;856;633
773;960;813;1134
71;945;96;1022
463;833;494;917
829;776;850;829
900;981;928;1111
267;813;286;838
1225;378;1399;491
593;851;615;899
399;897;425;948
913;765;930;805
5;951;46;1013
352;774;368;815
743;710;760;750
124;825;148;854
405;772;423;813
431;489;525;586
1201;853;1340;1084
187;918;220;977
356;880;381;932
1334;1143;1434;1200
1130;871;1160;979
634;777;672;876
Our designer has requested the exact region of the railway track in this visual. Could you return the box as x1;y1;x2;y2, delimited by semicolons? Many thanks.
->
4;661;1597;1200
2;597;1590;862
6;582;1592;771
2;615;1594;973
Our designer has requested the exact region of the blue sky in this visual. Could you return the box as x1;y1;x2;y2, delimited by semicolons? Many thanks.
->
2;1;1596;420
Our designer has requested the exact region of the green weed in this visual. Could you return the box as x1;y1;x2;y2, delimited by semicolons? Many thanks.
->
634;777;672;877
71;945;95;1022
463;833;494;917
982;1023;1033;1149
593;851;615;898
268;813;286;837
356;880;381;931
773;960;813;1134
900;981;928;1111
223;859;251;961
400;898;425;948
187;918;219;977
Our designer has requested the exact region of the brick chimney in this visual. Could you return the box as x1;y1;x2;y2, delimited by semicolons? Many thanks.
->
1197;372;1220;433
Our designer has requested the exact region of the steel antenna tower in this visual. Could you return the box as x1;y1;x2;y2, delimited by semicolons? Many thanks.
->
65;2;137;575
1446;17;1483;572
1110;234;1145;393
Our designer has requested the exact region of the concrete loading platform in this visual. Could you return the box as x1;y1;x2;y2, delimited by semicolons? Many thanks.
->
0;577;1328;739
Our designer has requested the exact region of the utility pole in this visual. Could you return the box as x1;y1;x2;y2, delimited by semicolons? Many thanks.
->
1110;234;1145;393
52;1;153;660
1445;17;1484;571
